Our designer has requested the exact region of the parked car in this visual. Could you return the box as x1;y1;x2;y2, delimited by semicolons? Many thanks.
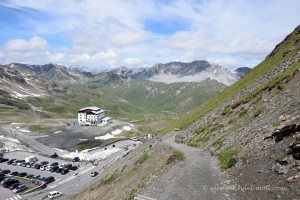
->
0;177;10;184
40;165;47;171
26;162;35;168
50;162;59;167
16;160;25;166
0;158;9;163
50;153;58;158
7;159;17;165
3;179;19;188
50;166;59;172
0;172;5;177
9;182;22;190
26;174;35;179
13;184;27;193
43;176;55;184
72;157;80;162
90;171;98;177
48;191;62;199
35;164;41;169
70;165;78;171
31;175;41;180
40;161;49;166
64;164;72;170
55;168;63;173
1;169;11;174
18;172;28;177
10;171;19;176
25;156;38;163
60;163;66;168
61;168;69;175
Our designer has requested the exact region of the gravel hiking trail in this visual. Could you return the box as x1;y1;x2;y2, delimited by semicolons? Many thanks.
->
140;134;230;200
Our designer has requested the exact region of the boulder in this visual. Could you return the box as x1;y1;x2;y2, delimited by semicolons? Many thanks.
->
265;124;299;142
288;139;300;160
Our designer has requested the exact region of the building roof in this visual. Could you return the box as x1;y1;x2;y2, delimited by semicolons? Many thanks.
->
78;106;105;114
79;106;101;111
102;117;112;120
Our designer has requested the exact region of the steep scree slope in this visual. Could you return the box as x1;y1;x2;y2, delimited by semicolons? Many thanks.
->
175;25;300;199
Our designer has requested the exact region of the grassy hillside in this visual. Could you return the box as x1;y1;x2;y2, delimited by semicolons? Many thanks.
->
27;89;147;121
65;78;226;116
169;25;300;133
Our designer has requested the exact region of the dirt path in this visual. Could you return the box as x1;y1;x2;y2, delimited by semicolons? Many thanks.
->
140;134;230;200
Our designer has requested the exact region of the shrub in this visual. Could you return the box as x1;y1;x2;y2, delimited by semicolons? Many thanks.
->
277;84;284;90
218;147;240;170
125;187;138;200
137;150;149;164
212;137;224;151
100;171;118;185
252;95;263;105
254;105;265;117
222;105;232;115
228;118;236;124
121;165;127;172
239;107;248;117
166;150;184;165
187;139;198;147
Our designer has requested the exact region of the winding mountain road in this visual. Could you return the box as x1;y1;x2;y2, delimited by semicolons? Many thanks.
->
139;133;230;200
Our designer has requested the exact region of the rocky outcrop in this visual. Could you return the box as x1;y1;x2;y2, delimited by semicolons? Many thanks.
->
288;132;300;160
265;124;300;142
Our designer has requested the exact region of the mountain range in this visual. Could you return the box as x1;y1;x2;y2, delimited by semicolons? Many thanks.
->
113;61;250;85
0;60;250;119
3;61;250;86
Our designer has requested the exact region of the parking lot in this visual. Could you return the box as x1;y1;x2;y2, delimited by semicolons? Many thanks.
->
0;151;80;200
1;123;143;200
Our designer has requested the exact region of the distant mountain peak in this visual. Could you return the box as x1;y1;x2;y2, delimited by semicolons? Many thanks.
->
112;60;250;86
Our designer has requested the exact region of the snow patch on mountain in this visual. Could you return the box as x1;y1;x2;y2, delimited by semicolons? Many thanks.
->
148;65;238;86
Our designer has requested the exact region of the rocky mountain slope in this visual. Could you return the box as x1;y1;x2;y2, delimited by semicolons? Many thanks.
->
0;65;66;109
4;61;250;86
113;61;250;85
5;63;94;82
175;25;300;199
0;61;248;116
0;64;147;122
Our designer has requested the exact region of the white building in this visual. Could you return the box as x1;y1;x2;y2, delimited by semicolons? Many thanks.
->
101;117;112;124
78;106;105;126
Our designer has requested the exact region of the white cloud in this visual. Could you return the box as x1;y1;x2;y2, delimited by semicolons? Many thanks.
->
0;0;300;70
112;30;151;47
208;57;238;67
155;30;210;51
123;57;141;65
3;36;50;52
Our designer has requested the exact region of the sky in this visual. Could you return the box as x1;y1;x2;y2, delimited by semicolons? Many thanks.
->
0;0;299;72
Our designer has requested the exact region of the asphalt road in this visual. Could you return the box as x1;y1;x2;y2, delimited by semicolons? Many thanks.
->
2;125;57;156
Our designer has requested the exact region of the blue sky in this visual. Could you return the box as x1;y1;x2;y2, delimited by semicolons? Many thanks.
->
0;0;300;71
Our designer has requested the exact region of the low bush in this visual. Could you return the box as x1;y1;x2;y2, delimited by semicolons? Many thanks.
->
254;105;265;117
166;150;184;165
100;170;118;185
218;147;240;170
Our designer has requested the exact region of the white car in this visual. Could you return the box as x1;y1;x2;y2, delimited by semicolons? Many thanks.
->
130;137;138;141
40;165;47;171
48;191;62;199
